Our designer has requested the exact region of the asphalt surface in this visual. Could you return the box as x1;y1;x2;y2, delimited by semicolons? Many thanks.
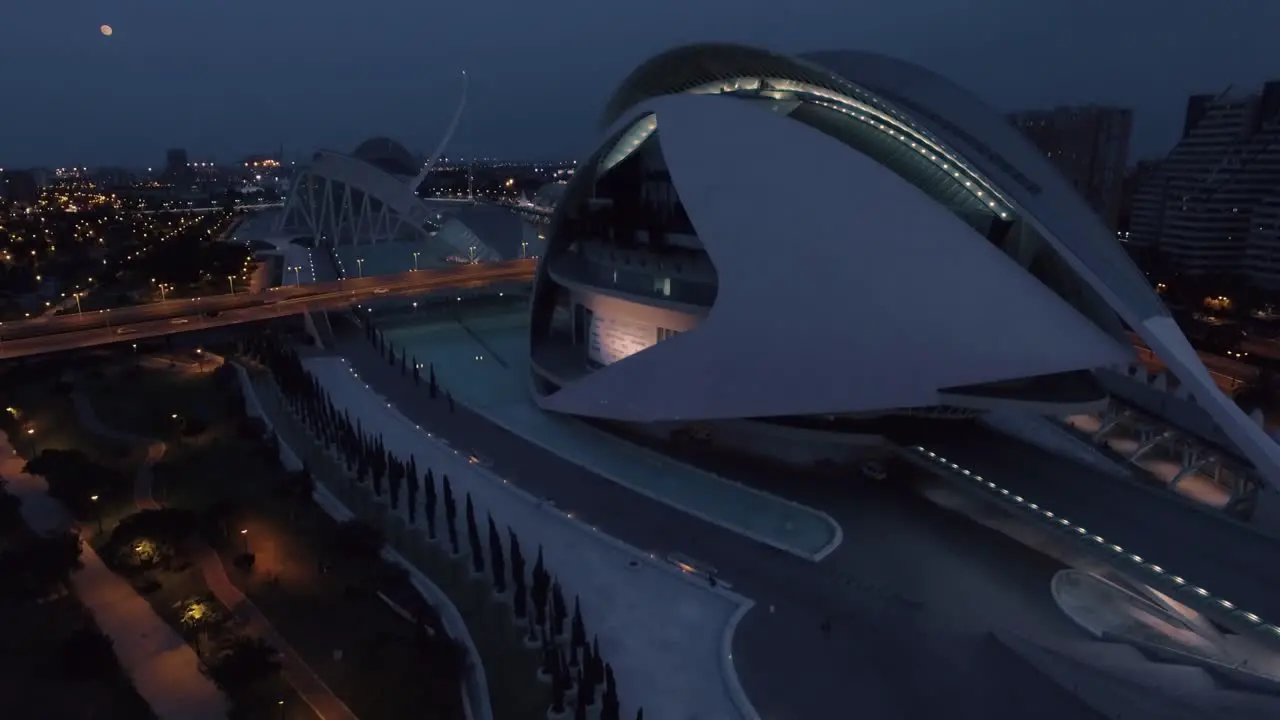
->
0;260;537;343
332;327;1112;720
0;262;536;359
915;422;1280;626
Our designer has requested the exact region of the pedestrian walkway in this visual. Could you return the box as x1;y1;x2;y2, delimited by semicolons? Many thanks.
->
382;313;840;560
305;356;750;720
73;392;358;720
0;431;228;720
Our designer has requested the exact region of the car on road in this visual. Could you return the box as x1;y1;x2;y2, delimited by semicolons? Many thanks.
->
170;318;189;325
373;287;389;295
115;327;137;335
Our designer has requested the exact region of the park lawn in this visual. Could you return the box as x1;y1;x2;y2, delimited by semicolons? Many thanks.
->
114;363;468;720
0;590;156;720
79;361;224;440
5;373;140;470
225;501;469;720
251;367;548;720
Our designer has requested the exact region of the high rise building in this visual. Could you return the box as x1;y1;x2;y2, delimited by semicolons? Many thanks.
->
1;169;41;206
163;148;192;186
1244;192;1280;289
1007;106;1132;229
1129;82;1280;276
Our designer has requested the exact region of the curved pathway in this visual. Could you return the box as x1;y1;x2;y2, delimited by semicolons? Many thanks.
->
73;392;358;720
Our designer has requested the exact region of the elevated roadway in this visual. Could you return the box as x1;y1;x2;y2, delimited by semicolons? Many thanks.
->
898;421;1280;646
0;260;536;359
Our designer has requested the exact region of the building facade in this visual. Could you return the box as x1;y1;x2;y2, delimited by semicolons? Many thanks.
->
525;43;1280;484
1129;82;1280;275
1008;106;1132;230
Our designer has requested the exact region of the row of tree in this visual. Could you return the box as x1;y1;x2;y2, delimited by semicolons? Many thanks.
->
247;333;639;719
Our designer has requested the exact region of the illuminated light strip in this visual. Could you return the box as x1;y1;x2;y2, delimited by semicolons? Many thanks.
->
813;101;1010;219
908;444;1277;637
686;76;1012;210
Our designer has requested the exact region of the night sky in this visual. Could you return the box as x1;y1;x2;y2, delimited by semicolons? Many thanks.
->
4;0;1279;168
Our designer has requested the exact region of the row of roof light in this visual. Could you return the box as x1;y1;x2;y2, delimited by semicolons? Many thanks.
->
691;76;1012;217
810;99;1010;220
910;445;1280;641
599;114;659;175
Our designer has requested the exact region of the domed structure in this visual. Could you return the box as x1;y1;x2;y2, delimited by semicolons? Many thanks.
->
526;43;1280;479
352;136;419;177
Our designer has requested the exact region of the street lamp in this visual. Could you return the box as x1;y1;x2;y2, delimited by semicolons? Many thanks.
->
356;258;364;278
90;494;102;533
158;284;168;302
73;292;83;315
291;266;301;286
412;251;420;272
240;528;249;554
228;276;236;295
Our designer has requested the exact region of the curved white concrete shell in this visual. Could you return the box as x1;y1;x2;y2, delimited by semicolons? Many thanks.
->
528;44;1280;492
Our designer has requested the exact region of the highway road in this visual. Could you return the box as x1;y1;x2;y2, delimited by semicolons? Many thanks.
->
0;263;536;359
0;260;537;344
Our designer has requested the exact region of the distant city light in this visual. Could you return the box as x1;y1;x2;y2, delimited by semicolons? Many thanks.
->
100;25;113;37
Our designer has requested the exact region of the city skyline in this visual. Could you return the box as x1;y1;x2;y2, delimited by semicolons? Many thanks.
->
4;0;1280;168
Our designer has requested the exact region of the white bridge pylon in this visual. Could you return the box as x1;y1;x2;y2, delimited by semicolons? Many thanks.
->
277;70;498;262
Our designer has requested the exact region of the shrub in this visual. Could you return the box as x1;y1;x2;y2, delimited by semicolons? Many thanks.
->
25;449;124;519
326;519;384;562
60;623;117;678
204;636;280;697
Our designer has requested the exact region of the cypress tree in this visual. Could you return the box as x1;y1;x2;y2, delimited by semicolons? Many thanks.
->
424;468;438;539
388;457;402;510
577;666;594;708
444;475;458;554
487;515;506;593
428;363;438;398
571;596;586;649
406;463;419;523
549;652;566;714
591;636;604;686
551;580;567;638
532;546;549;622
412;357;420;385
465;494;484;574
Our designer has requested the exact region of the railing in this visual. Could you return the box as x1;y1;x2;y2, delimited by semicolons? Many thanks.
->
903;444;1280;651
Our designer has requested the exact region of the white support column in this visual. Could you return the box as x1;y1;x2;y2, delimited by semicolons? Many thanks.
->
316;177;334;246
324;178;340;246
338;185;354;245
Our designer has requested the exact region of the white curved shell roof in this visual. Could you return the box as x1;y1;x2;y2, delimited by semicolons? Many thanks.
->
538;93;1130;421
535;44;1280;481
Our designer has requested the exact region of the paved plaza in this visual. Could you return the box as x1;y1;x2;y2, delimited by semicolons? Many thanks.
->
307;356;748;720
383;311;841;559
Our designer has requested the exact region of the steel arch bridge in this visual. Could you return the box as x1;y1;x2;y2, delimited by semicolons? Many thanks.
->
275;71;499;261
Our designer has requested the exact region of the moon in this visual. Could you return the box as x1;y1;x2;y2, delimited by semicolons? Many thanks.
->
100;24;113;36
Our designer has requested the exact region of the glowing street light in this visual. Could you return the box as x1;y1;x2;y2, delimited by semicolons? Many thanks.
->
90;494;103;532
240;528;249;554
227;276;235;295
356;258;364;278
412;252;420;272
